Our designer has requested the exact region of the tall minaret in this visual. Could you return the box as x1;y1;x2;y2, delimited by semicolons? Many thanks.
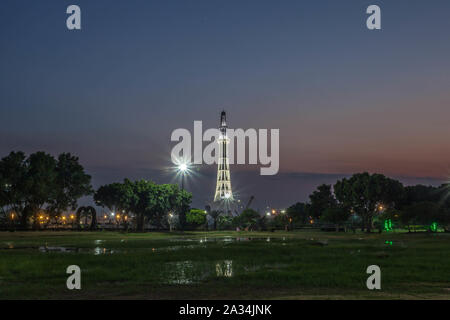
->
214;110;234;202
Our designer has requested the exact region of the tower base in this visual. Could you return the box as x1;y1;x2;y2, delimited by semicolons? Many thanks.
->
209;199;238;216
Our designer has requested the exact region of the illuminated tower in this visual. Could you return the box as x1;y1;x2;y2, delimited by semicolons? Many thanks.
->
214;111;234;202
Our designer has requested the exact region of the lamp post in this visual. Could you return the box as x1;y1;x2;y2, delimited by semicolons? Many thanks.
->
178;163;187;190
176;162;190;231
169;212;173;232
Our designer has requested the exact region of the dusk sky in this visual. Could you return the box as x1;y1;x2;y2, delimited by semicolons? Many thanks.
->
1;0;449;209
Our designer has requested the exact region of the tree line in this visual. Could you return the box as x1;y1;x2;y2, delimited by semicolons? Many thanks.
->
184;173;450;233
0;151;92;229
1;151;448;233
94;179;191;231
283;173;450;233
0;151;191;231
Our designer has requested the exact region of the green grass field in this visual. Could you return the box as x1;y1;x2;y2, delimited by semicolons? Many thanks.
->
0;230;449;299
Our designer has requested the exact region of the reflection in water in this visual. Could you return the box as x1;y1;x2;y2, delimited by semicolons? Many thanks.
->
9;236;289;255
37;246;115;254
151;245;198;252
94;247;115;255
216;260;233;278
12;236;301;285
165;260;234;284
39;246;74;253
166;261;195;284
169;237;285;244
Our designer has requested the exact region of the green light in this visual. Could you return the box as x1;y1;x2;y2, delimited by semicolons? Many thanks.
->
430;222;438;232
384;219;392;231
385;240;393;246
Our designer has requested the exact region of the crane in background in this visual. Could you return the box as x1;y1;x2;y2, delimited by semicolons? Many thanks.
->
244;195;254;210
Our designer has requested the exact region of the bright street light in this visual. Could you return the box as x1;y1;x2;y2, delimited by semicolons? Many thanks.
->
176;161;190;190
178;163;187;172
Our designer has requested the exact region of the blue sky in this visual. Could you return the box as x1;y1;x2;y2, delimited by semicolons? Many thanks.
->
1;1;449;208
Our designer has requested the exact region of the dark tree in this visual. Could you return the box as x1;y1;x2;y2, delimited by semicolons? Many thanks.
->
146;183;191;230
49;153;92;222
76;206;97;230
25;152;58;229
0;152;28;227
308;184;337;219
95;179;192;232
286;202;308;225
402;185;441;207
123;179;156;232
208;210;221;230
321;206;350;232
178;188;192;230
94;182;126;214
400;201;448;232
233;208;260;230
334;172;404;232
0;151;92;229
186;208;207;229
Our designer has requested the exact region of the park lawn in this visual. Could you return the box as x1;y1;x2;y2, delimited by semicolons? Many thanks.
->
0;230;449;299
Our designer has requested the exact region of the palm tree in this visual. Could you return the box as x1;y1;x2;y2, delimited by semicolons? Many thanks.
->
209;210;221;230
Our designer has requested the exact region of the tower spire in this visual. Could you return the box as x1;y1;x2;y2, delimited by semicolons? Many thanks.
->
214;110;233;203
220;110;227;128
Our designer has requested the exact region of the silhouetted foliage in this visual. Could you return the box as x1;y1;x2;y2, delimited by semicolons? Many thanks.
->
232;209;260;230
0;151;92;229
286;202;309;225
334;173;404;232
308;184;337;219
187;208;207;228
95;179;192;231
